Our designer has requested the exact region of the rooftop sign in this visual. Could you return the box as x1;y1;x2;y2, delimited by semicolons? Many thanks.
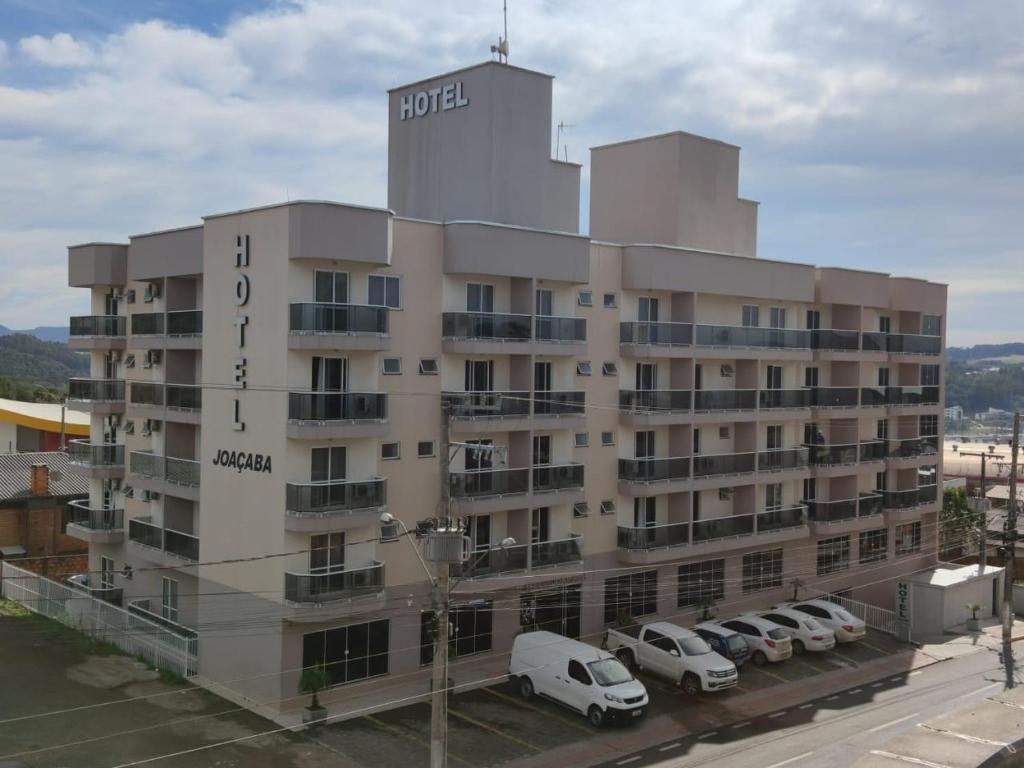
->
399;81;468;121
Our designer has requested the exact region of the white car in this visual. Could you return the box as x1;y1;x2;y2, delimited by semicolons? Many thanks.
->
718;616;792;664
755;609;836;654
784;599;867;643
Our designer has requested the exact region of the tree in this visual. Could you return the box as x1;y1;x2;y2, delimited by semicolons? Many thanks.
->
940;487;977;559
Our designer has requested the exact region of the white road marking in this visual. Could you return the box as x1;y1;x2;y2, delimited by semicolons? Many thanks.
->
890;676;903;682
697;731;717;740
827;695;839;701
867;712;919;733
732;721;752;729
849;688;863;694
871;682;884;688
909;670;923;677
769;710;788;718
870;750;951;768
765;752;814;768
659;742;682;752
798;703;814;710
616;757;642;766
918;724;1008;747
956;682;1002;700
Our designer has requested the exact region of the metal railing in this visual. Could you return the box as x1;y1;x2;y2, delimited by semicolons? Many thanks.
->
130;382;164;406
534;390;585;416
289;303;388;335
881;485;938;510
128;517;198;561
805;493;883;522
534;315;587;343
618;456;691;483
886;334;941;355
861;332;887;352
860;386;888;407
757;448;808;471
288;392;387;422
69;440;124;468
442;312;531;341
166;310;203;336
164;529;199;561
859;440;888;462
450;467;530;498
810;387;860;408
443;391;530;419
131;312;165;335
693;389;757;411
1;562;196;676
886;386;941;406
619;389;692;413
454;535;583;577
285;478;387;516
529;534;584;569
70;315;125;337
617;522;690;551
887;436;937;458
811;590;898;635
695;325;811;349
759;389;811;409
756;505;806;532
806;443;859;467
128;517;163;549
166;384;201;411
693;513;756;542
810;329;860;351
532;463;585;492
166;457;200;487
66;500;123;531
620;321;693;346
129;451;163;478
284;561;385;604
68;378;124;402
692;452;757;477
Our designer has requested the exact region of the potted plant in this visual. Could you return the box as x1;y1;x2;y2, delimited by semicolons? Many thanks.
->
965;604;982;632
299;665;329;725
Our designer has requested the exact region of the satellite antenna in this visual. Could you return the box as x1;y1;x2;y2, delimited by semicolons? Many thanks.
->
556;120;575;161
490;0;509;63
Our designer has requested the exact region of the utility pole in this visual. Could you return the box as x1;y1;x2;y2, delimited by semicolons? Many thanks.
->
1001;411;1020;687
429;400;454;768
960;449;997;569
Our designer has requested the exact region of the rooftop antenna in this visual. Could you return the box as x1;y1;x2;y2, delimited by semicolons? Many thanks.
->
490;0;509;63
555;120;575;161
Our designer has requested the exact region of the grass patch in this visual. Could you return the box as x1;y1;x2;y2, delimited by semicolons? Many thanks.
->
0;599;31;617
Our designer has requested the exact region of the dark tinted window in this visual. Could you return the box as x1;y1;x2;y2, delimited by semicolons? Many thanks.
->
568;659;592;685
794;604;830;619
764;613;797;629
644;629;677;654
722;620;755;636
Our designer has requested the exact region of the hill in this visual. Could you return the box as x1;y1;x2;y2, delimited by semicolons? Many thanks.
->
0;334;88;391
0;324;70;343
947;343;1024;363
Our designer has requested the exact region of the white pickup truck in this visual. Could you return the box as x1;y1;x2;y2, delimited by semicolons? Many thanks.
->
603;621;738;695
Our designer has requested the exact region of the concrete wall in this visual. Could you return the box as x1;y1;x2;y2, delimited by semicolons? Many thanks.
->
443;221;590;283
68;243;128;287
129;226;203;281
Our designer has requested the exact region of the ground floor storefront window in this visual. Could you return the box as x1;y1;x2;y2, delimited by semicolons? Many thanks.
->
302;619;389;687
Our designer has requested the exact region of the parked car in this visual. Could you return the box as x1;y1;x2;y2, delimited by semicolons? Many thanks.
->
604;621;738;695
718;616;793;664
782;599;867;643
754;608;836;654
509;631;648;727
693;622;753;667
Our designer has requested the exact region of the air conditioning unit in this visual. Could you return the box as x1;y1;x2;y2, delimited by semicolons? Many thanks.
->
143;282;161;302
123;485;134;499
123;420;135;435
140;490;161;502
719;487;734;500
720;364;735;378
124;354;136;369
141;419;162;436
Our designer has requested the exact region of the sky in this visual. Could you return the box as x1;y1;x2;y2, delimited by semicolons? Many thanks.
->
0;0;1021;346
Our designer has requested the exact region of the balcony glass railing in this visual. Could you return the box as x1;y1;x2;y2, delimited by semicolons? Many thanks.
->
166;457;200;487
886;386;941;406
810;387;860;408
166;310;203;336
756;505;806;532
69;440;124;467
534;315;586;343
810;329;860;351
288;392;387;422
130;382;164;406
619;389;692;413
284;561;385;604
695;325;811;350
759;389;811;409
806;443;860;466
129;451;163;478
859;493;884;517
70;315;125;337
286;478;386;516
443;391;529;419
68;378;124;402
887;334;941;355
692;452;757;477
617;522;689;551
530;534;584;569
128;517;163;549
66;501;123;531
532;463;585;492
693;389;757;411
806;494;883;522
450;467;530;498
888;437;934;458
442;312;531;341
452;535;584;577
165;528;199;561
619;321;693;346
166;384;201;411
534;390;585;416
860;386;888;407
129;452;199;487
859;440;888;462
861;332;887;352
131;313;165;336
693;513;755;542
289;303;388;335
881;485;938;509
618;456;691;483
757;448;808;471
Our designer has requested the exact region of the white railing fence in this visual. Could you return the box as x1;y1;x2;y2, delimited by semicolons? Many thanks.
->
1;562;197;677
813;590;898;635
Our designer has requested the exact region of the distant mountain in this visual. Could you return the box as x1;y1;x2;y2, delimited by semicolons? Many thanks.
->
0;334;88;390
947;343;1024;363
0;324;70;343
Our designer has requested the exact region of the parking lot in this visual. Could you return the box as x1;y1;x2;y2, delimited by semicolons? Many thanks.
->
319;628;917;768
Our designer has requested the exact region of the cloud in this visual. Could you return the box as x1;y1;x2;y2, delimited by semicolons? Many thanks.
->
0;0;1021;345
19;31;94;67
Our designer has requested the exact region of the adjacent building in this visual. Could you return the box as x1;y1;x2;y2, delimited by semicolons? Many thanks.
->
64;60;946;717
0;398;88;453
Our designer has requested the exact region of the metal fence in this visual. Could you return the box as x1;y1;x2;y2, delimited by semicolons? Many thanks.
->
0;562;197;677
813;590;898;635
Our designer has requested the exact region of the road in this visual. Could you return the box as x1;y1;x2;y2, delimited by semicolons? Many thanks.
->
593;643;1019;768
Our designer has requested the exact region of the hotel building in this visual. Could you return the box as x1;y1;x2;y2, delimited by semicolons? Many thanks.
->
64;60;946;716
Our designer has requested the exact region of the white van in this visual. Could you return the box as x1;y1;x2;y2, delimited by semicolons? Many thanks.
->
509;631;648;727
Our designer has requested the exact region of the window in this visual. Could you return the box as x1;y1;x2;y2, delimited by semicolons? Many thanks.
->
577;291;593;307
765;483;783;511
382;357;401;375
417;441;435;458
573;501;590;518
896;521;922;556
602;362;618;376
466;282;495;313
921;364;940;386
368;274;401;309
600;499;616;515
418;358;439;375
816;536;850;575
802;477;816;501
920;464;938;485
643;628;677;654
303;619;390;687
603;570;657;624
576;361;592;376
879;316;891;334
742;549;783;593
859;528;888;563
161;577;179;623
603;293;617;308
804;366;819;387
769;307;786;329
876;418;889;440
766;424;782;450
567;659;592;684
574;432;589;448
742;305;760;327
601;431;614;446
315;270;349;303
420;602;493;664
922;315;941;336
920;415;938;437
124;353;136;369
381;442;400;460
310;532;345;573
806;310;821;330
100;556;115;591
677;559;725;608
719;426;730;440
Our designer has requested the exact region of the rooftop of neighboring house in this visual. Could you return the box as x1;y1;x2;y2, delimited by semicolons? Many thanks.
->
0;451;88;502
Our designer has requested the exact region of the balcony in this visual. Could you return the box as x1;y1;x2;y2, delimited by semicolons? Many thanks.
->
810;387;860;408
534;390;585;417
693;389;757;412
887;436;940;461
128;516;199;564
881;485;939;522
67;378;125;414
131;312;165;336
64;500;124;544
692;452;756;479
129;382;202;423
758;389;811;410
859;440;888;462
453;534;583;579
887;334;941;356
619;456;691;484
756;448;809;473
129;451;200;500
287;392;388;439
451;467;529;499
442;312;586;355
69;315;126;350
284;560;385;605
618;389;691;426
805;493;883;532
166;310;203;337
531;463;584;493
68;440;124;479
861;332;887;352
66;574;123;606
694;325;811;353
810;329;860;352
618;522;690;551
285;478;387;532
444;390;586;431
806;443;861;467
288;303;390;351
886;386;941;407
619;321;693;356
450;464;583;514
130;310;203;349
860;386;888;407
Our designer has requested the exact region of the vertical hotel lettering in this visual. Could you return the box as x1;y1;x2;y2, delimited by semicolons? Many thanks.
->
232;235;250;430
